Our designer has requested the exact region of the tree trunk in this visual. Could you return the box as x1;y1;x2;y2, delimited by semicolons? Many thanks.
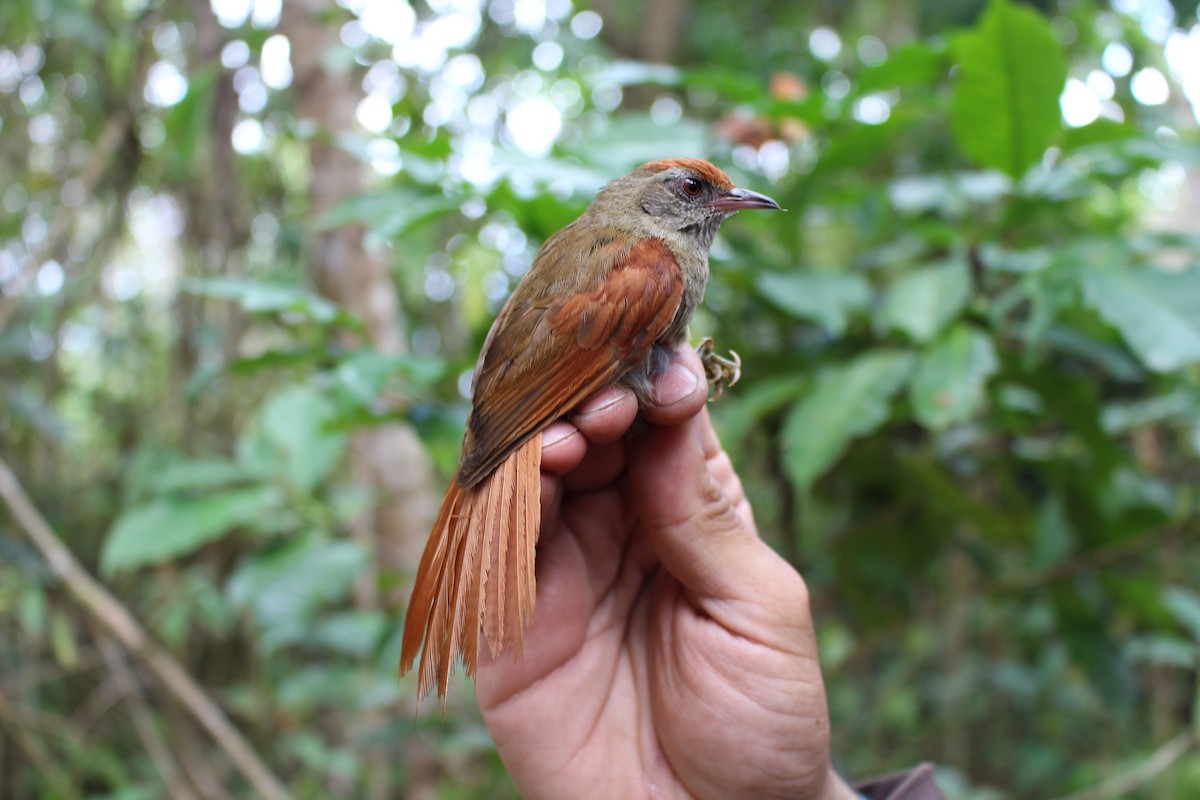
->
279;2;437;796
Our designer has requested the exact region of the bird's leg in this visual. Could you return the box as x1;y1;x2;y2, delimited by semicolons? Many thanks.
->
695;336;741;400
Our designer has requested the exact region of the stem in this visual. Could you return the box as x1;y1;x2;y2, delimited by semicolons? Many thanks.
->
0;454;294;800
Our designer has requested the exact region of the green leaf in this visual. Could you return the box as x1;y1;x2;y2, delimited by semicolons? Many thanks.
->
710;376;806;443
882;260;971;342
241;385;347;492
50;610;79;669
818;110;915;173
949;0;1067;176
1080;264;1200;372
335;351;446;407
162;66;219;176
1031;495;1074;569
145;458;250;494
680;66;770;103
857;40;949;93
588;60;682;87
712;374;808;445
563;115;709;175
312;611;387;656
186;278;348;325
888;172;1012;217
323;188;460;243
755;271;871;335
1124;635;1200;669
781;350;915;490
910;325;999;429
1101;390;1197;433
102;487;281;574
1164;587;1200;644
227;535;366;650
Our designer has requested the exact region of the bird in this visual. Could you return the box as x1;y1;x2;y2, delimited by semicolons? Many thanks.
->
399;158;782;702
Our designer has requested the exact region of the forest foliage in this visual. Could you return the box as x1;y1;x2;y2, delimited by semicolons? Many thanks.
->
2;0;1200;797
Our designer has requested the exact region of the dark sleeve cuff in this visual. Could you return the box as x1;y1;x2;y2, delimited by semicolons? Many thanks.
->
854;763;944;800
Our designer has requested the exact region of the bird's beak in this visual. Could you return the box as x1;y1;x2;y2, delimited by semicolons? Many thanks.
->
703;187;783;212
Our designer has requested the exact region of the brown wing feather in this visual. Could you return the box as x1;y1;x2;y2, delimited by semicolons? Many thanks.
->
457;236;684;486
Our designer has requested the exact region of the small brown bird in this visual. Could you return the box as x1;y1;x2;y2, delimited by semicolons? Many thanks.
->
400;158;781;700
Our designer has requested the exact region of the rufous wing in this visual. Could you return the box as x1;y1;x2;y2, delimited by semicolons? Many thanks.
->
458;235;685;486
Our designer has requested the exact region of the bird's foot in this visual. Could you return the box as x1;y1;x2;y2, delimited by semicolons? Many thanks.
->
696;337;740;400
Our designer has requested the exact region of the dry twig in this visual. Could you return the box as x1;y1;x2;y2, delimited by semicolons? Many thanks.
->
1049;728;1196;800
0;454;294;800
101;639;201;800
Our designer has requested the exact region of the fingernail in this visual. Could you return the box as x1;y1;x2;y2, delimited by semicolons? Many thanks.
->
654;361;701;406
575;387;626;419
542;425;577;450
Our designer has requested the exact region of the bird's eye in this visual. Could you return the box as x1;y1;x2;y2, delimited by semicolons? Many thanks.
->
681;177;703;197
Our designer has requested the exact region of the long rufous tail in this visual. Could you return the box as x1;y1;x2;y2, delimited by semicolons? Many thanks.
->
399;435;542;701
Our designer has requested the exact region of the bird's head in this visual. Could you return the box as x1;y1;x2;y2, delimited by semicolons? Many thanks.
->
593;158;782;248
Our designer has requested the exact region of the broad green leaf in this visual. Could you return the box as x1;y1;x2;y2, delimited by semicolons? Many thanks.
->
50;610;79;669
1081;264;1200;372
781;350;915;490
1101;390;1197;433
681;66;771;104
563;115;708;174
277;666;385;713
882;260;971;342
18;589;45;637
1043;327;1144;382
755;271;871;335
1031;496;1073;569
323;188;460;243
454;240;504;331
488;153;611;195
1101;468;1176;518
227;535;366;650
818;110;914;173
712;374;808;446
312;611;387;656
978;243;1052;274
588;60;682;87
186;278;347;325
335;355;389;404
1124;635;1200;669
102;486;281;574
909;325;999;429
145;458;250;494
710;374;806;443
244;385;347;492
162;66;218;176
950;0;1067;176
889;172;1012;217
857;40;949;93
335;351;445;406
1164;587;1200;644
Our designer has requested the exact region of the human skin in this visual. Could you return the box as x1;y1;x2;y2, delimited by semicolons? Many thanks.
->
475;347;858;800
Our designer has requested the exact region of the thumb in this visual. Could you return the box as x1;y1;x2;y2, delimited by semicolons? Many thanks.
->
627;413;810;623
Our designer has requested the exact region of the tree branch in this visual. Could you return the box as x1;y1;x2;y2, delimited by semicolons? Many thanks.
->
1049;728;1196;800
0;454;294;800
101;639;202;800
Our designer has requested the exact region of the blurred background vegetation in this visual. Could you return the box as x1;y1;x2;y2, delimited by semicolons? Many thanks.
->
2;0;1199;797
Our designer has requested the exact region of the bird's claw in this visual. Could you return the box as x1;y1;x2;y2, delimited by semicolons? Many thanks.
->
696;336;740;401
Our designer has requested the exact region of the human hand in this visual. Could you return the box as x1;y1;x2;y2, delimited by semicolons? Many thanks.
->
475;347;857;800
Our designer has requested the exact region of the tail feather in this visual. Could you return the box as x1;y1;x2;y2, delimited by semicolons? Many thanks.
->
399;434;543;701
483;454;514;653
